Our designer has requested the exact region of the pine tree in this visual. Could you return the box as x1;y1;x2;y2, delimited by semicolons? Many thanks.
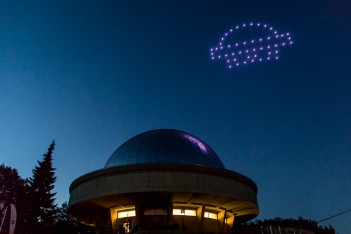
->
28;140;57;233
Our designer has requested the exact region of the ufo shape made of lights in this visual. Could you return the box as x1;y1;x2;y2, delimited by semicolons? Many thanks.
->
210;22;294;69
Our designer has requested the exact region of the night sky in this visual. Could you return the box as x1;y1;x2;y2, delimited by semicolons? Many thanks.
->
1;1;350;233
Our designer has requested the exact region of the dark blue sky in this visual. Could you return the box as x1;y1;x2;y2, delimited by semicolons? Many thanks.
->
1;1;350;232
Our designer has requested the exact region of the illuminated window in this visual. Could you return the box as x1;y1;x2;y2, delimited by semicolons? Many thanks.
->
144;209;167;215
204;211;217;220
173;209;196;216
117;210;136;218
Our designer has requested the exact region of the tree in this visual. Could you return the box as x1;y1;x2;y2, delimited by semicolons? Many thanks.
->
54;202;96;234
0;164;23;204
241;217;336;234
28;140;57;233
54;202;77;234
0;164;24;234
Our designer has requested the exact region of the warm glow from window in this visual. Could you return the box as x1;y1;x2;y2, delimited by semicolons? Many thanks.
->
144;209;167;215
204;211;217;219
117;210;136;218
173;209;196;216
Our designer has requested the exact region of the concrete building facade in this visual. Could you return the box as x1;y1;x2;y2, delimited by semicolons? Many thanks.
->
68;129;259;233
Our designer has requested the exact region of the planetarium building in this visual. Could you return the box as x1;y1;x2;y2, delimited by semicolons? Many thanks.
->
68;129;259;233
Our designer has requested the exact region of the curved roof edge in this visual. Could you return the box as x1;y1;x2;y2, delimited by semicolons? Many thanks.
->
69;163;258;194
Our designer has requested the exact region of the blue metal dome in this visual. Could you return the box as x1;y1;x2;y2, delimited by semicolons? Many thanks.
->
105;129;225;168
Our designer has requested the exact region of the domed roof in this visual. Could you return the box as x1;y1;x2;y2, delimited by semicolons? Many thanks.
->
105;129;225;169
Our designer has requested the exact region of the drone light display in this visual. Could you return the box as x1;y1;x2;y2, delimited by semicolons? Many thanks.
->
210;22;293;69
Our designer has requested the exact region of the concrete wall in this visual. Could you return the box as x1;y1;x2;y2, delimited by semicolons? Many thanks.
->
69;164;258;211
68;164;259;233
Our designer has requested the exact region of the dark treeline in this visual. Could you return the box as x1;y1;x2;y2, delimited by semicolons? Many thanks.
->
0;141;94;234
239;217;335;234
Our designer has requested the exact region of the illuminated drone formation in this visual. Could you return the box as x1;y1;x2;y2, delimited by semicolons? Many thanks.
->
210;22;293;69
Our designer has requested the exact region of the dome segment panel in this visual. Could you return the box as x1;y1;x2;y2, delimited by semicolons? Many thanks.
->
104;129;225;168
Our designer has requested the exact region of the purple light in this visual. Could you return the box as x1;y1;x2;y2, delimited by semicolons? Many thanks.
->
210;22;294;69
184;135;208;154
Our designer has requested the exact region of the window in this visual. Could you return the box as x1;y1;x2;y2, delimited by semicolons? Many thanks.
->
117;210;136;218
204;211;217;220
173;209;196;216
144;209;167;215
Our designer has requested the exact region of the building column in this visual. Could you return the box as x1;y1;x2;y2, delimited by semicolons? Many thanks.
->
167;202;173;227
135;204;142;228
218;209;227;233
109;208;117;233
197;205;205;232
